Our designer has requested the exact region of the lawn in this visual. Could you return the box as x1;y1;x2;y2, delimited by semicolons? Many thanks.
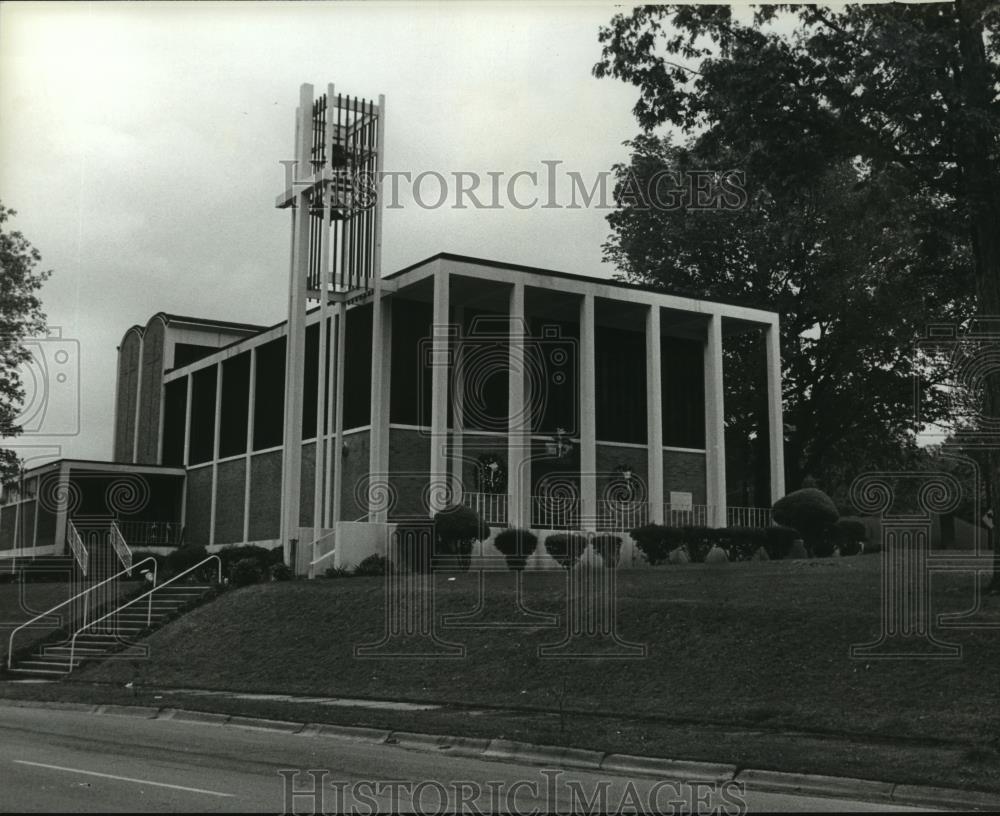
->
0;580;141;666
77;557;1000;747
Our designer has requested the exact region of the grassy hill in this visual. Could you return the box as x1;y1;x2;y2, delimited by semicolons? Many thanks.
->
78;557;1000;748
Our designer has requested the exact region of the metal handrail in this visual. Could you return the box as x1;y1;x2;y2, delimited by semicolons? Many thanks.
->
6;556;158;670
109;521;132;571
68;555;221;672
309;528;337;569
67;521;88;576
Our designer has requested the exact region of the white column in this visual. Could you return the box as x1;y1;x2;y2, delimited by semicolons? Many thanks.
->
280;84;313;565
704;313;727;528
507;283;529;528
646;304;664;524
209;363;223;546
450;306;465;504
579;294;597;529
368;294;392;523
243;347;256;544
180;373;192;528
330;305;347;525
429;268;450;513
765;321;786;503
53;461;70;556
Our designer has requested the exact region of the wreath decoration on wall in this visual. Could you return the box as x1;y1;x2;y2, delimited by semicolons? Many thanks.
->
611;462;637;501
476;453;507;494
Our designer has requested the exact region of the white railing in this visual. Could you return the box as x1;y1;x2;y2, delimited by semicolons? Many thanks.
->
115;519;184;548
597;499;649;532
309;528;338;577
7;556;158;670
531;496;581;530
68;555;221;672
109;521;132;572
66;521;88;576
463;492;508;526
662;504;712;528
727;506;774;528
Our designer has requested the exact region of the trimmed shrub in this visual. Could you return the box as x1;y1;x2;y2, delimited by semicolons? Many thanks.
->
788;539;809;559
682;527;715;563
763;525;799;560
324;565;351;579
269;562;292;581
493;528;538;571
544;532;588;569
230;557;264;587
629;524;685;565
772;488;839;557
833;516;868;556
592;534;623;568
353;553;388;576
724;527;767;561
433;505;489;572
705;544;729;564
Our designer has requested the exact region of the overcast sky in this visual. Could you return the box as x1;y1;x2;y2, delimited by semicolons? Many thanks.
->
1;1;657;464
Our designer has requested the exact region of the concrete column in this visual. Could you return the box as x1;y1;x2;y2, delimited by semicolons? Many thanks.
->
429;268;450;513
131;333;144;464
53;461;70;556
243;347;256;544
765;321;786;503
704;313;727;528
579;294;597;529
507;283;529;528
646;304;664;524
330;305;347;525
450;306;465;504
369;294;392;523
180;373;192;529
280;84;313;565
209;363;223;546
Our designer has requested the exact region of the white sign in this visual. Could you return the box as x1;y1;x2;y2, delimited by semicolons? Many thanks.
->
669;491;693;511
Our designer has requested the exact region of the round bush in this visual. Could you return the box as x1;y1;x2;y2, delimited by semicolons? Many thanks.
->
833;516;869;556
772;488;839;557
493;528;538;571
269;563;292;581
544;533;588;569
353;553;388;576
591;535;623;568
230;557;264;587
433;505;489;571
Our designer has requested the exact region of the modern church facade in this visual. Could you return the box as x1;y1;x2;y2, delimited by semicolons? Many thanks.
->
0;85;784;574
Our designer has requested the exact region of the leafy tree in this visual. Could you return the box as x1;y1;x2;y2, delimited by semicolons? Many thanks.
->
593;3;998;538
0;204;51;482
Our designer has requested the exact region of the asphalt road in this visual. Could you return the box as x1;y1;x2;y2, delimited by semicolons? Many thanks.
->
0;705;935;813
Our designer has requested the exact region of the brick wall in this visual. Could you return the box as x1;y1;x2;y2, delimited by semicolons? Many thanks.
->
249;451;282;540
386;428;429;519
339;431;371;521
185;465;213;544
214;458;246;544
663;449;707;505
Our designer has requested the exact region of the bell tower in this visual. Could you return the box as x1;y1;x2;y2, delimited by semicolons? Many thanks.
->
275;84;386;568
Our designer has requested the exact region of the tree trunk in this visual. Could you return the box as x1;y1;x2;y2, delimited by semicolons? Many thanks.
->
956;0;1000;589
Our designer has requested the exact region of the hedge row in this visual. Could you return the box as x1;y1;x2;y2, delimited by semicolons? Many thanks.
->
628;524;801;565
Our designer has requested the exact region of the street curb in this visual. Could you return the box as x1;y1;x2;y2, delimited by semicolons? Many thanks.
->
157;707;230;725
603;753;737;784
734;769;894;802
93;704;160;719
892;783;1000;811
483;739;604;771
227;715;303;733
3;697;1000;810
315;723;391;743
